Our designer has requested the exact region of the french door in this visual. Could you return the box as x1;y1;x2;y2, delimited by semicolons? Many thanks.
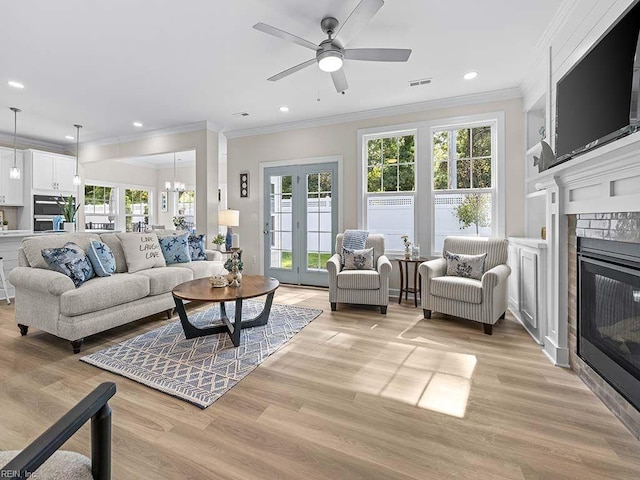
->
263;162;338;287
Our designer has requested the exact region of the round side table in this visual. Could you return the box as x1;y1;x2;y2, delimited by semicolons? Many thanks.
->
394;257;430;307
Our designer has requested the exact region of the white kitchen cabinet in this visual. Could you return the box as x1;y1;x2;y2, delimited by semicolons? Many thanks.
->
508;237;547;345
0;147;24;206
26;150;77;193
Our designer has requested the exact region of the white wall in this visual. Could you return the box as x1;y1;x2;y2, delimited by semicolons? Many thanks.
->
228;97;525;275
155;163;196;228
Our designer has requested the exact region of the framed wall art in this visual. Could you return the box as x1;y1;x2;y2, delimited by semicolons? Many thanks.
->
161;191;168;213
240;172;249;198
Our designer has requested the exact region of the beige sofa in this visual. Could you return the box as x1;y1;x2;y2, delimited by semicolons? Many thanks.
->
9;233;225;353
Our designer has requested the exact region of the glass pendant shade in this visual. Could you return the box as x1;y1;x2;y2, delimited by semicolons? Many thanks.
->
73;174;81;186
9;107;21;180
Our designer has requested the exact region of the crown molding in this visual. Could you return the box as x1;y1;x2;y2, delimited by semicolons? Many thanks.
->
79;120;221;148
0;132;66;154
224;88;522;139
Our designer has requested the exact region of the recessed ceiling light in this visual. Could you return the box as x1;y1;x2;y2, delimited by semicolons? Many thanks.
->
65;135;74;140
8;81;24;89
279;106;289;112
464;71;478;80
133;121;143;127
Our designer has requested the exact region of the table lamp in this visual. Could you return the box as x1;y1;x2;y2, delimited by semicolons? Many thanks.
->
218;209;240;251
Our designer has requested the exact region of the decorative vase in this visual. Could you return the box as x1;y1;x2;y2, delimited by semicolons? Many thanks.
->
63;222;75;233
404;246;411;259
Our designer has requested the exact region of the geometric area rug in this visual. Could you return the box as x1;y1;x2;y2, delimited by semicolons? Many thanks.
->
80;301;322;408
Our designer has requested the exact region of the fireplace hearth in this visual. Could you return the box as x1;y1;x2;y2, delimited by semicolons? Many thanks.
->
578;237;640;413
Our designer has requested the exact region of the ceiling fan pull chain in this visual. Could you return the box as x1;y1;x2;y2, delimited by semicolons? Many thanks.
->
317;68;321;102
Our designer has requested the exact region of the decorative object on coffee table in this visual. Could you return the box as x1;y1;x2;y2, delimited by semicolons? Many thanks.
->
223;250;243;286
172;275;279;347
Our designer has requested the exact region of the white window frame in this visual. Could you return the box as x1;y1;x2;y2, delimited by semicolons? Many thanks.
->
360;128;418;254
430;118;501;254
83;183;117;228
124;187;154;232
357;112;505;257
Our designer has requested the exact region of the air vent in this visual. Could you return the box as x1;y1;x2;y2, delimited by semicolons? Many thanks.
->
233;112;250;117
408;78;432;87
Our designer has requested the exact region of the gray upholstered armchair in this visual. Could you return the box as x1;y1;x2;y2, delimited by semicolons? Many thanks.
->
419;237;510;335
327;233;392;314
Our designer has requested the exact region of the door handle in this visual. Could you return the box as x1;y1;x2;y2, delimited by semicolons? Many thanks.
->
263;223;269;235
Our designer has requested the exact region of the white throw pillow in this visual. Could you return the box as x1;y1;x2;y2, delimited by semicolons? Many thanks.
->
444;251;486;280
117;233;166;273
343;247;375;270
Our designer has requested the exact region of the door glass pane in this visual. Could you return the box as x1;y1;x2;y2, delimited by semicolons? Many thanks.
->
306;171;332;271
269;175;293;270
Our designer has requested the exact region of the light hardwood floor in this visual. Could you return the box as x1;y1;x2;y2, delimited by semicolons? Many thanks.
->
1;287;639;479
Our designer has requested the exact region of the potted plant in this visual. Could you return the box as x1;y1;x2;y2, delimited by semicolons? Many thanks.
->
173;215;186;230
212;234;226;251
401;235;411;259
2;220;8;231
57;195;80;232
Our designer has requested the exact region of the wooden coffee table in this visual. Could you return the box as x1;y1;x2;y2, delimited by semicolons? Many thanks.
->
172;275;280;347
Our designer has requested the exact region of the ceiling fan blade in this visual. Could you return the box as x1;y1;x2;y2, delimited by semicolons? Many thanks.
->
344;48;412;62
335;0;384;46
268;58;317;82
331;68;349;93
253;22;319;51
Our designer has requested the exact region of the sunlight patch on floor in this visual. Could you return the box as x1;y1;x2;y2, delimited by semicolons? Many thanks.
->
351;345;477;418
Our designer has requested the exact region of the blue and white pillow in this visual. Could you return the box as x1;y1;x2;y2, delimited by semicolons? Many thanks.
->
159;232;191;265
41;242;95;288
188;234;207;261
87;240;116;277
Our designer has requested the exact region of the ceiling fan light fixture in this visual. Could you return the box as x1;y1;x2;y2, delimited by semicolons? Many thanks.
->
318;52;343;73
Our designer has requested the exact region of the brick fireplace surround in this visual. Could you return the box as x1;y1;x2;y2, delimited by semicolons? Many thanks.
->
568;213;640;438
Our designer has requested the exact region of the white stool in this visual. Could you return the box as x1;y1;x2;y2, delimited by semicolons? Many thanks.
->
0;258;10;305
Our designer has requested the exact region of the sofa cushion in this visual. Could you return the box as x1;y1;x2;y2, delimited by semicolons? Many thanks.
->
172;260;226;279
158;232;191;265
87;240;116;277
22;233;101;269
60;273;150;317
133;266;193;295
41;242;95;288
99;233;128;273
117;233;166;273
337;270;380;290
430;276;483;304
445;251;486;280
188;234;207;261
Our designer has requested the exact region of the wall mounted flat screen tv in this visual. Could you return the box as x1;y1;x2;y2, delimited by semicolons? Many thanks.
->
555;1;640;165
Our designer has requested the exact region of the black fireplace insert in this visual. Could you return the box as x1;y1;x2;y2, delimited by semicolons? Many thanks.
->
578;237;640;412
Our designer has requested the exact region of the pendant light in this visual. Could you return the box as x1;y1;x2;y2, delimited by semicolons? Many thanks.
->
9;107;21;180
72;124;82;186
165;153;185;192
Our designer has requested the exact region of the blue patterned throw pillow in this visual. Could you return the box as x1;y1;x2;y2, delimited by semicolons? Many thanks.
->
87;240;116;277
41;242;95;288
188;234;207;261
159;232;191;265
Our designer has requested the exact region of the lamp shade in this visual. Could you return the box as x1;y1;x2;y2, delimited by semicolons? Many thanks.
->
218;209;239;227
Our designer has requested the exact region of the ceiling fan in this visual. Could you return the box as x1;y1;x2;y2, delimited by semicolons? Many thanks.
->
253;0;412;94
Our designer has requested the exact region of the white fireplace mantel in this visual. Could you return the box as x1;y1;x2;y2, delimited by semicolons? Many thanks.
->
529;130;640;366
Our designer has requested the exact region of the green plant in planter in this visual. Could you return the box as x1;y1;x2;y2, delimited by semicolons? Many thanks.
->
57;195;80;223
213;234;225;246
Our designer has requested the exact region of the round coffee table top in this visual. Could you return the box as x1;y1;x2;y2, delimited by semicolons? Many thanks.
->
172;275;280;302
